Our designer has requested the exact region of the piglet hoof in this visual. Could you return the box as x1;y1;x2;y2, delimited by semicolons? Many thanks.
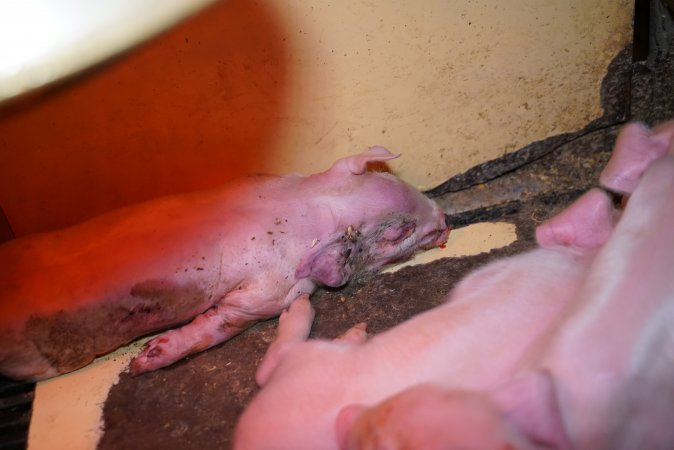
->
128;356;149;376
129;336;172;376
282;294;314;321
334;322;368;345
276;294;315;341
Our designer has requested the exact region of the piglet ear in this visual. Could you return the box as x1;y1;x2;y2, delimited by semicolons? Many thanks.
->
492;370;572;450
599;122;669;193
295;233;356;287
652;118;674;154
335;404;366;450
328;146;400;176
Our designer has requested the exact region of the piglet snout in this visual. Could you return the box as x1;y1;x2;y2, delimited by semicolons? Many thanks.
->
444;214;452;228
425;206;451;248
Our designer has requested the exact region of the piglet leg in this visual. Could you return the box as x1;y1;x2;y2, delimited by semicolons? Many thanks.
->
256;294;314;385
130;303;253;375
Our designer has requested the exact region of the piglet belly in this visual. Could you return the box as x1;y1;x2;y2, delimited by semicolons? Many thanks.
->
1;273;219;380
0;213;228;379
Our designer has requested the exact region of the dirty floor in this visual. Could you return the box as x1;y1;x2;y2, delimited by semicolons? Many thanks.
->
2;2;674;450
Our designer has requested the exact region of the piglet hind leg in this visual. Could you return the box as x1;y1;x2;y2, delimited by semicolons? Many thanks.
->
129;301;255;375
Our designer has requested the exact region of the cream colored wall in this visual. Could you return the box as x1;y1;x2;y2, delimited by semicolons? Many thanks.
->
0;0;632;236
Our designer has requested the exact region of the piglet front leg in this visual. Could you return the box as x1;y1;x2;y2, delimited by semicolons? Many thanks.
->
130;302;253;375
256;295;368;386
256;295;314;386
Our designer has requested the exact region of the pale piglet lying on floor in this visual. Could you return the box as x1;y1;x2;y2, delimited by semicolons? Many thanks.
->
0;147;449;381
234;121;674;450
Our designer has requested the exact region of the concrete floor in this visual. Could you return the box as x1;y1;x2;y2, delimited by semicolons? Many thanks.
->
2;1;674;450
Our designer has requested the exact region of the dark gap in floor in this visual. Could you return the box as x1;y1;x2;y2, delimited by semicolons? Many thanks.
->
0;378;35;450
633;0;651;62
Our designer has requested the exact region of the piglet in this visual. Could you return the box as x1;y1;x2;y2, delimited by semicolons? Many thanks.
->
0;147;449;381
234;121;673;450
337;121;674;450
525;150;674;449
235;165;614;450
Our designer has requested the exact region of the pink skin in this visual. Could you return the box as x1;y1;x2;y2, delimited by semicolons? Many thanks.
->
340;120;674;450
599;120;674;193
0;147;449;381
338;382;559;450
234;120;674;450
534;156;674;449
235;177;611;450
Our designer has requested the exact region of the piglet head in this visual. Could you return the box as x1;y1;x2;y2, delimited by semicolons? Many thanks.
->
337;375;571;450
336;383;550;450
296;147;450;287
